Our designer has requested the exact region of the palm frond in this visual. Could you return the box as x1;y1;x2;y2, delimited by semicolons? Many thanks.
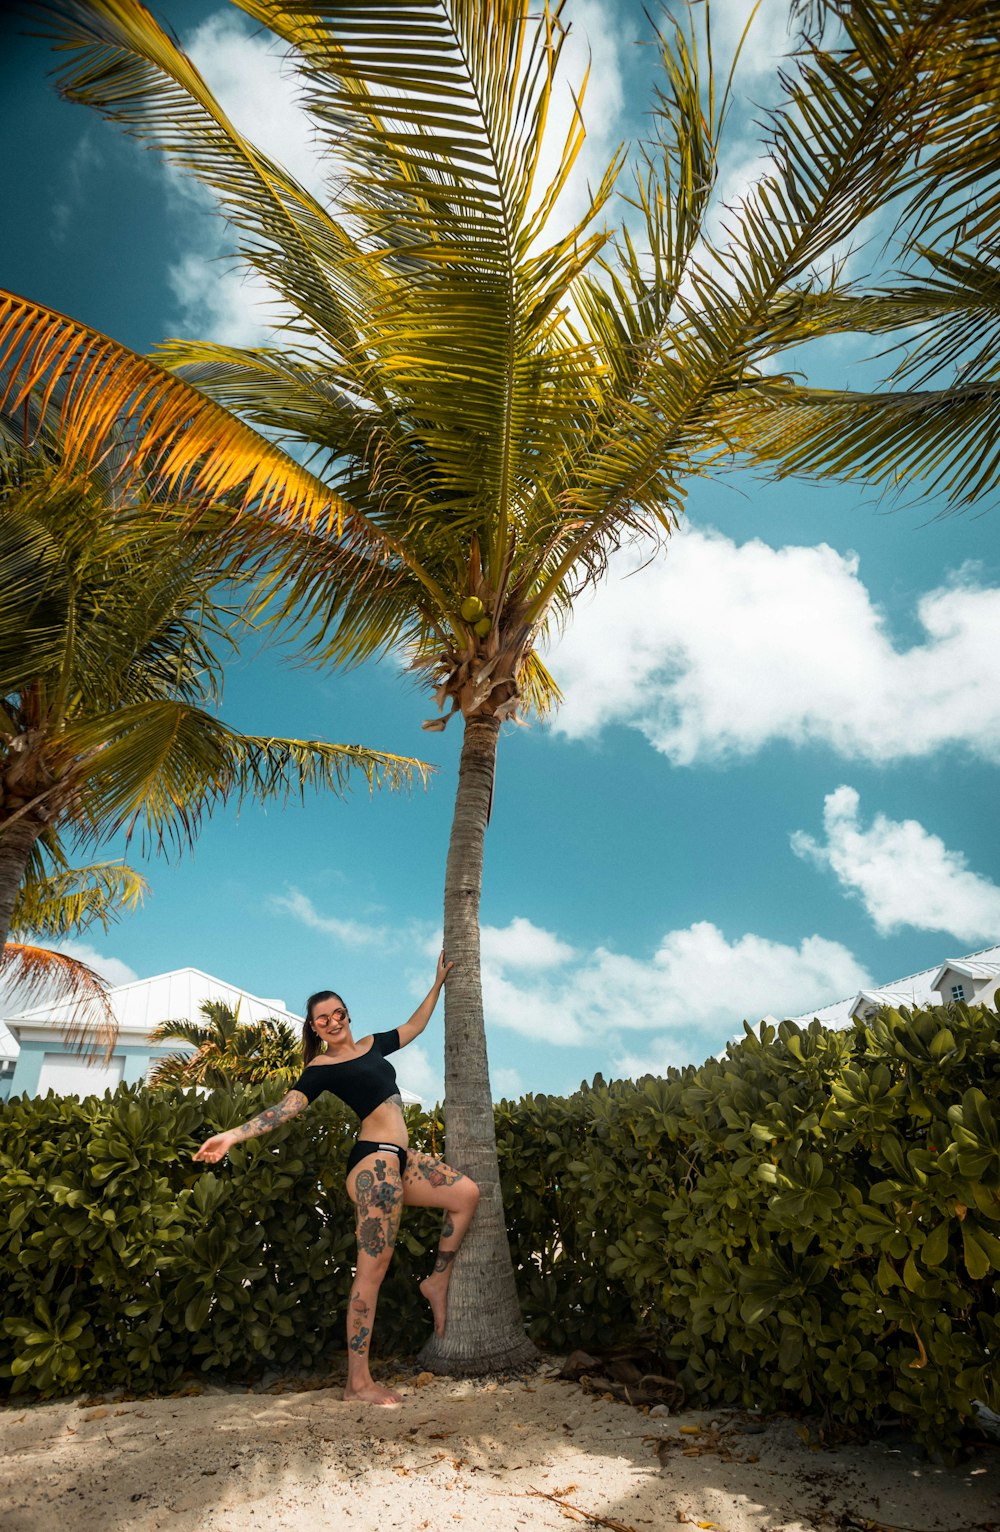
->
146;1009;300;1087
32;0;377;368
10;859;147;939
0;290;358;536
0;497;68;689
0;942;116;1060
888;0;1000;246
195;1;622;592
146;1016;214;1049
146;1050;200;1087
54;700;431;851
517;649;563;721
731;376;1000;508
521;0;997;612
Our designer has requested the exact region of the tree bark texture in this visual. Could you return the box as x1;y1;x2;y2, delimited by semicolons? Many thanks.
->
0;815;42;953
417;714;537;1373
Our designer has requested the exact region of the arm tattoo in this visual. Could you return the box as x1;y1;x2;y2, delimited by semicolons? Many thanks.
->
230;1090;307;1142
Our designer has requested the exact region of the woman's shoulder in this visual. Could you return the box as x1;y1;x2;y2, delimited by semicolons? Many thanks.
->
304;1035;375;1067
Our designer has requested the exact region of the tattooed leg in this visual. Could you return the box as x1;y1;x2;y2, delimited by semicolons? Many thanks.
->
344;1154;404;1405
402;1152;481;1337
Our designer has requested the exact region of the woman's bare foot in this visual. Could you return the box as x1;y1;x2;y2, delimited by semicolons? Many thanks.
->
343;1381;402;1406
420;1273;450;1336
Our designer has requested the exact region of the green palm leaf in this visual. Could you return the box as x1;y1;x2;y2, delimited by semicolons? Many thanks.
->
730;375;1000;507
60;699;428;850
10;858;147;939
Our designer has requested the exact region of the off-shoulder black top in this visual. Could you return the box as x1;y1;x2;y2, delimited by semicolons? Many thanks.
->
291;1029;402;1119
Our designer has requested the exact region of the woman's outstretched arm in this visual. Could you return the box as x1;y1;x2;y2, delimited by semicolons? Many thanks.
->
396;951;454;1048
193;1089;309;1162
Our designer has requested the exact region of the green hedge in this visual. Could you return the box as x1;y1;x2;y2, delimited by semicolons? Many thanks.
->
496;1002;1000;1454
0;1087;443;1398
2;1001;997;1454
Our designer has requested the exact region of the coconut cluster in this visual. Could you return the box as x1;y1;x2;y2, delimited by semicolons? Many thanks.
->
460;595;491;637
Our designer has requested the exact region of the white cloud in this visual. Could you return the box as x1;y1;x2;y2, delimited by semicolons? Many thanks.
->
392;1041;442;1109
183;14;327;200
490;1064;526;1101
166;247;280;348
481;916;577;972
51;131;104;246
271;887;389;948
53;941;140;990
545;527;1000;764
710;0;795;84
533;0;626;235
477;915;869;1060
792;786;1000;942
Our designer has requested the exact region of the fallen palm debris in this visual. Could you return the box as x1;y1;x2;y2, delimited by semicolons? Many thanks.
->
558;1347;686;1411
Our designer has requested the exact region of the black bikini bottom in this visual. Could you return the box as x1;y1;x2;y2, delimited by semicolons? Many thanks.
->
346;1140;408;1177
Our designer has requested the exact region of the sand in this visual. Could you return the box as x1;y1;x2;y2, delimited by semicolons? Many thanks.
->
0;1362;996;1532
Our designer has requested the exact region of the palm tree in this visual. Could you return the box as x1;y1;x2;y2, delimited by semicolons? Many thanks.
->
147;999;301;1088
0;449;428;979
6;0;997;1371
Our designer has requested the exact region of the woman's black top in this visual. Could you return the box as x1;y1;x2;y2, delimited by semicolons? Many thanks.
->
291;1030;402;1119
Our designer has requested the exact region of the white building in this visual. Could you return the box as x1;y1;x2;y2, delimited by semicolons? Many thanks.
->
776;942;1000;1031
2;965;420;1105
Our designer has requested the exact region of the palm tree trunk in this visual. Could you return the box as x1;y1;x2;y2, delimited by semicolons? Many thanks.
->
417;714;537;1373
0;816;42;953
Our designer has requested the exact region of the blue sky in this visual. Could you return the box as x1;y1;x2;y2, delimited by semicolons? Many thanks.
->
2;0;999;1104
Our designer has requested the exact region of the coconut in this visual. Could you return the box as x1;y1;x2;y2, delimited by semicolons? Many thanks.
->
460;595;485;623
474;616;492;638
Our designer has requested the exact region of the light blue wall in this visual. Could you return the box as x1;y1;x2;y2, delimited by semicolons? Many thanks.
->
5;1041;180;1101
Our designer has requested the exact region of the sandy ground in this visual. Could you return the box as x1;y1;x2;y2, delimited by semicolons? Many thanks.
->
1;1362;996;1532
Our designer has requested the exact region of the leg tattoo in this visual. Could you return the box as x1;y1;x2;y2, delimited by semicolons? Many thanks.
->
348;1295;371;1357
401;1151;481;1340
343;1159;404;1405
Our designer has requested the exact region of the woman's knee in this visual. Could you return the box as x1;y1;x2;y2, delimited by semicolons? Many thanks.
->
461;1176;481;1214
354;1242;394;1285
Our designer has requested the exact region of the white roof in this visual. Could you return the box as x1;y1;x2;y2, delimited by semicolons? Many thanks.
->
930;957;1000;985
6;966;302;1039
0;1020;17;1063
781;943;1000;1031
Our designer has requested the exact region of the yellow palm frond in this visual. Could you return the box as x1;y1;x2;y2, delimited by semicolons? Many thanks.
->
0;291;357;537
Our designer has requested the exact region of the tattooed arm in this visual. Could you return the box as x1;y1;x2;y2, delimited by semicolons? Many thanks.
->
192;1090;309;1163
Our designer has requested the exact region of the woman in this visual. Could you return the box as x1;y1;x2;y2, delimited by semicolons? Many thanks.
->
193;951;479;1405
